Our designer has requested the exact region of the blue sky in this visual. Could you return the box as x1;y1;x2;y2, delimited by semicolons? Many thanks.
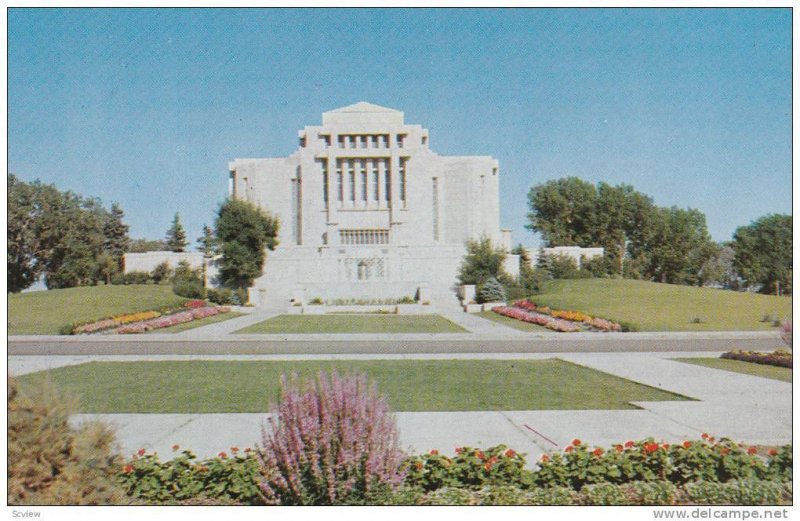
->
8;8;791;248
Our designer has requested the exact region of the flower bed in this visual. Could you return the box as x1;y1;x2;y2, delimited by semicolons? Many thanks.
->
69;300;228;335
492;306;581;332
720;350;792;369
116;306;230;334
494;300;622;333
116;437;792;505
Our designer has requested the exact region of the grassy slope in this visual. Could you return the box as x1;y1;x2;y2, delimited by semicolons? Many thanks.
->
17;359;689;413
529;279;791;332
675;358;792;383
8;285;188;335
236;314;467;334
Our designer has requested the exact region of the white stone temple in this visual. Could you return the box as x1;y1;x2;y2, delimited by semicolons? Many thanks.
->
228;102;518;308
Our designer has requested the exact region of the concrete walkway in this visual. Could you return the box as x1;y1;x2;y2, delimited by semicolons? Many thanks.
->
52;351;791;465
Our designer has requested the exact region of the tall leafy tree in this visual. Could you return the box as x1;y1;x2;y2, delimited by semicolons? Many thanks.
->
165;213;188;252
644;207;716;285
526;177;597;247
732;214;792;295
215;199;280;289
7;175;41;292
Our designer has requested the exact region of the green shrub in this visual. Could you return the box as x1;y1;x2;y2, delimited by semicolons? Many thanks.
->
171;261;205;299
8;377;128;505
477;277;507;304
207;287;234;305
504;285;530;302
123;271;151;285
308;296;324;305
231;287;248;306
767;445;792;481
150;261;173;284
118;448;262;505
397;295;416;304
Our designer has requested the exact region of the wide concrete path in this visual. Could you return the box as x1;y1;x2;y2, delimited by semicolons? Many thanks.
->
55;351;791;466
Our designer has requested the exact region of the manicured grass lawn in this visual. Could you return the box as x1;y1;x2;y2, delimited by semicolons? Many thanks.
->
17;359;690;413
476;311;553;333
236;314;467;334
8;285;188;335
528;279;791;332
675;358;792;383
146;312;246;334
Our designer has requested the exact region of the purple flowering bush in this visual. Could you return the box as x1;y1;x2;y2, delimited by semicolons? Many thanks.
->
257;371;406;505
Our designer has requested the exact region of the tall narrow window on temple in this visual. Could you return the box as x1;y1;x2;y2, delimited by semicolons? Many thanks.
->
320;159;329;208
399;158;407;204
397;134;406;148
349;161;356;202
372;161;380;201
384;160;391;202
336;161;343;202
360;160;368;202
432;177;439;241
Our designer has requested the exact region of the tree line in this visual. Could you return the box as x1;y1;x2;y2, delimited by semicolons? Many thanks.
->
526;177;791;294
8;174;279;294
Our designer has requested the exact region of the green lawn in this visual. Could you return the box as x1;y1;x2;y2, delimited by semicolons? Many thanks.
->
476;311;553;333
17;359;690;412
527;279;791;332
8;285;188;335
675;358;792;383
146;312;246;334
236;314;467;334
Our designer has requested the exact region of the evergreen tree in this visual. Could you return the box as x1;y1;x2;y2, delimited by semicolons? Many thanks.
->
197;224;217;259
457;236;508;286
165;213;188;252
103;203;130;270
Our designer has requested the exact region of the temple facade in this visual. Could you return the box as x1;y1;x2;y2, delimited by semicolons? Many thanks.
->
228;102;516;307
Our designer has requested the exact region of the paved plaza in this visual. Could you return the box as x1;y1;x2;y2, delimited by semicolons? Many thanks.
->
8;309;791;466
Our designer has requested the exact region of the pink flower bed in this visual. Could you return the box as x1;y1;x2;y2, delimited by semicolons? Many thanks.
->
117;306;230;334
493;306;580;333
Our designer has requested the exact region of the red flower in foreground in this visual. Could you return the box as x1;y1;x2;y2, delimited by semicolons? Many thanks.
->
701;433;709;439
747;447;757;455
683;441;692;449
218;452;227;459
644;443;659;453
137;448;146;457
484;462;493;471
505;448;516;458
122;464;134;474
624;441;635;448
475;450;485;460
768;449;778;457
429;449;439;456
455;447;464;454
593;448;604;457
662;443;670;450
171;444;180;451
720;448;730;456
565;445;574;453
541;454;549;462
231;447;239;453
571;439;582;446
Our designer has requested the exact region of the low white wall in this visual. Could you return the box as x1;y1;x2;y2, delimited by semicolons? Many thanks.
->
525;246;604;269
124;251;204;273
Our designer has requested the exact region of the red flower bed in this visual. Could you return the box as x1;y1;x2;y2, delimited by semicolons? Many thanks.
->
493;306;580;332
